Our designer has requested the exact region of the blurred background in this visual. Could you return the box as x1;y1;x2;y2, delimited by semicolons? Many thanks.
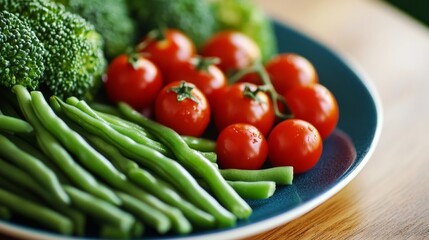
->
385;0;429;27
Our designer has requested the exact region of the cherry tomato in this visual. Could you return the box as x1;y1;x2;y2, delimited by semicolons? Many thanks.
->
237;72;263;85
137;28;196;74
212;82;275;136
216;123;268;170
264;53;318;95
104;54;163;110
166;56;227;104
201;31;261;73
268;119;323;174
155;81;210;137
284;83;339;139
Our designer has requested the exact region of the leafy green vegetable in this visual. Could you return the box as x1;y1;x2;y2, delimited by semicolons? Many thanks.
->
209;0;278;62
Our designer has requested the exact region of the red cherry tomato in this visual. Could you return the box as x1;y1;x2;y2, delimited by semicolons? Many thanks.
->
201;31;261;73
104;54;163;110
155;81;210;137
266;53;318;95
212;82;275;136
216;123;268;170
284;83;339;139
138;28;196;74
166;56;227;104
237;72;263;85
268;119;323;174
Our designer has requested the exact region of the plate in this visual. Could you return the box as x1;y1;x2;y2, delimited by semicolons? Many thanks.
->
0;21;382;240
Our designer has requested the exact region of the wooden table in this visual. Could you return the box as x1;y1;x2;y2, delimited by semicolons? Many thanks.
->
247;0;429;239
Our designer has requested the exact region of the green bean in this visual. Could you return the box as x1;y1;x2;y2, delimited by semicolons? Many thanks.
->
220;167;294;185
0;134;69;205
69;98;172;156
227;181;276;199
89;101;122;116
131;221;145;238
75;128;216;228
92;104;216;154
64;186;134;232
0;188;73;234
128;168;216;228
29;91;126;187
0;158;86;235
0;158;64;206
201;151;217;163
63;123;191;234
74;129;138;172
0;115;33;133
99;225;128;239
100;114;216;162
182;136;216;152
116;192;170;234
0;206;11;220
54;98;236;227
0;178;37;202
4;133;71;185
12;86;121;205
117;181;191;234
118;103;252;220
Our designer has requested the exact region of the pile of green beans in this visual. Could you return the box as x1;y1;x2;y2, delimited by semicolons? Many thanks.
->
0;85;294;238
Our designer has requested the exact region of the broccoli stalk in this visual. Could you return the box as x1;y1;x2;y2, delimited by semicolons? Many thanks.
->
0;10;45;90
0;0;107;99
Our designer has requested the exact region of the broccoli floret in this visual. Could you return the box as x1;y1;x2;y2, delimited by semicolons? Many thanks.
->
128;0;217;48
0;11;45;90
0;0;107;99
53;0;136;59
210;0;278;62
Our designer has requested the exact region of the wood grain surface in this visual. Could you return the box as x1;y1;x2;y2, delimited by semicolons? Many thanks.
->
247;0;429;239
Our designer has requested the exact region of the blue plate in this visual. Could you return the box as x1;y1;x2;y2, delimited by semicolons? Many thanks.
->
0;21;382;240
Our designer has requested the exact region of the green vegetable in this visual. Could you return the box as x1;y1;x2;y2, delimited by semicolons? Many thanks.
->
118;103;252;220
13;85;121;205
42;94;194;234
0;133;70;205
220;167;294;185
64;186;135;232
99;221;144;239
226;181;276;200
210;0;278;62
69;124;213;231
0;188;73;235
181;136;217;152
127;168;216;228
0;158;86;235
0;178;38;203
53;97;236;228
52;0;136;59
0;158;64;206
0;206;11;220
29;91;127;186
116;192;171;234
0;114;33;134
129;0;217;48
0;11;45;90
0;0;106;99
